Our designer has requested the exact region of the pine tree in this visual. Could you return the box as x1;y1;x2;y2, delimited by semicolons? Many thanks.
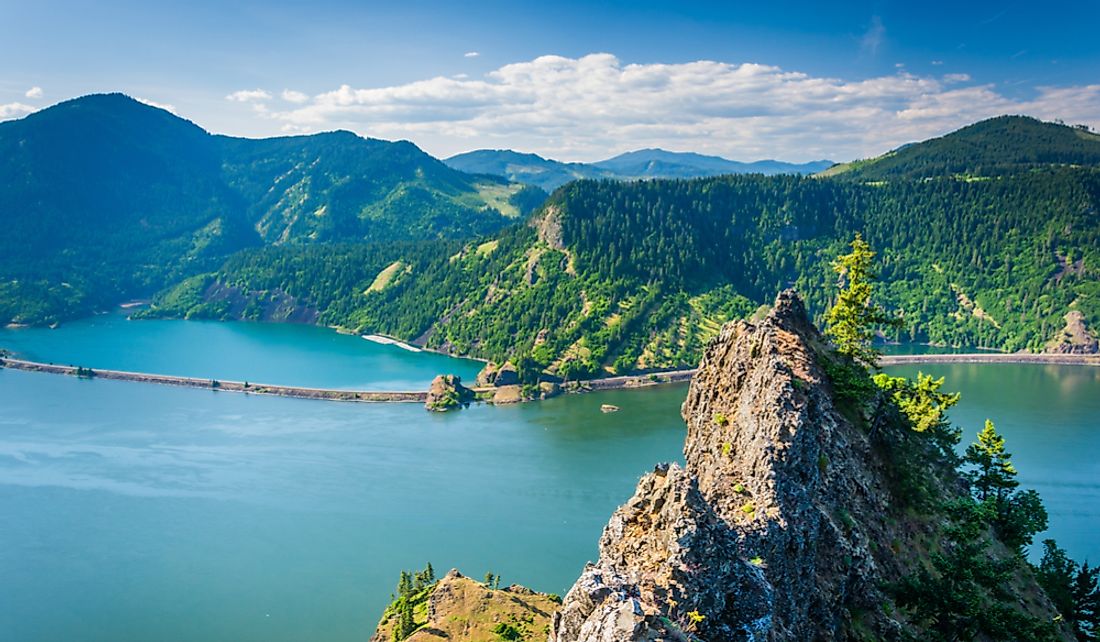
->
824;234;899;366
397;570;413;599
963;419;1019;503
1072;562;1100;641
391;598;415;641
1037;539;1100;641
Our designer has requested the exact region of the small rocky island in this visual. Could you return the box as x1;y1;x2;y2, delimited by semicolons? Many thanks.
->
386;291;1074;641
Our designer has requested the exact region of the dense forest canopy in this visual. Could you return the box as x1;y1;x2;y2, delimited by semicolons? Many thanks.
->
823;115;1100;180
0;94;541;325
149;166;1100;375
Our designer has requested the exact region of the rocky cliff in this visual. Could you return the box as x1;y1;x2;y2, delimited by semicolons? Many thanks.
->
550;290;1065;641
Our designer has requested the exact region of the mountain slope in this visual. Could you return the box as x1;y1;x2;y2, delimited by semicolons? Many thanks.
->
0;94;538;325
151;168;1100;373
822;115;1100;180
445;148;833;191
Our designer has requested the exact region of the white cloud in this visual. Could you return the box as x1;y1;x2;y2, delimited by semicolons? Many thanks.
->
135;97;177;114
25;86;43;99
249;53;1100;162
226;89;272;102
931;60;944;66
0;102;35;120
464;51;480;58
281;89;309;104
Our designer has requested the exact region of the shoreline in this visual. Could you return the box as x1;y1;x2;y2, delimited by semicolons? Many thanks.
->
3;352;1096;404
877;353;1100;366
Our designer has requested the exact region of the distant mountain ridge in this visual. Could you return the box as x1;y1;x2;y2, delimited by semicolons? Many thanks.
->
0;93;541;324
445;147;833;191
821;115;1100;180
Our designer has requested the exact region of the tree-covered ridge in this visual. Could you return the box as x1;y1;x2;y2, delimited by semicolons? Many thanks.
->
823;115;1100;180
0;93;540;325
149;168;1100;376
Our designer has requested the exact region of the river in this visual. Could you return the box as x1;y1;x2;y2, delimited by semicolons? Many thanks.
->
0;318;1097;641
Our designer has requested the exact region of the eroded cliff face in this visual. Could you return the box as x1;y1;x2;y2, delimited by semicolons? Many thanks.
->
551;291;922;641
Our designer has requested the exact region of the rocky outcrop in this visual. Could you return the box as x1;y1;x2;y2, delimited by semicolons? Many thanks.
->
1046;310;1099;354
475;361;501;387
551;290;1063;641
424;374;474;411
372;569;559;642
552;463;772;641
477;361;521;387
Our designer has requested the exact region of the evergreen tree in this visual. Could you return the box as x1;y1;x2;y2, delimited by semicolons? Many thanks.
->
963;421;1047;550
1037;539;1100;641
963;419;1019;503
1072;562;1100;641
824;234;899;366
397;570;413;599
392;598;415;642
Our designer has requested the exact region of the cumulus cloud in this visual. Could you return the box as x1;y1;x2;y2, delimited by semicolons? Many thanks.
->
226;89;272;102
25;86;44;99
0;102;35;120
281;89;309;103
249;53;1100;162
464;51;480;58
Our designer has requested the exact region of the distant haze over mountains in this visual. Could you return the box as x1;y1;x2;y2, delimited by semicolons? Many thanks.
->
445;148;834;191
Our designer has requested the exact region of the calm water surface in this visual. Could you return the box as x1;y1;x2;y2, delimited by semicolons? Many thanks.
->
0;313;481;390
0;368;688;642
885;362;1100;565
0;319;1097;641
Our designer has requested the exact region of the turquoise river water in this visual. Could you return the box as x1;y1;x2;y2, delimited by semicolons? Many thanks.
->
0;316;1097;641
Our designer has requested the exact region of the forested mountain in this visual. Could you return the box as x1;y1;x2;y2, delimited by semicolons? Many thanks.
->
0;94;539;325
150;167;1100;376
823;115;1100;180
445;148;833;191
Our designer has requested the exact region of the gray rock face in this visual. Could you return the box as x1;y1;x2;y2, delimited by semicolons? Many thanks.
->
424;374;474;411
551;463;773;642
474;360;520;387
550;291;903;641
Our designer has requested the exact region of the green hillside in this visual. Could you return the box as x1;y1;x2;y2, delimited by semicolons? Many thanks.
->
149;168;1100;376
0;94;540;325
823;115;1100;180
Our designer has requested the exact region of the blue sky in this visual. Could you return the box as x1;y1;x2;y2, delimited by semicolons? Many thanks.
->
2;0;1098;161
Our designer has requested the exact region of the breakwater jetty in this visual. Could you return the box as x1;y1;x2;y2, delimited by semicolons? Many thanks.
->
0;357;428;402
2;352;1096;404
